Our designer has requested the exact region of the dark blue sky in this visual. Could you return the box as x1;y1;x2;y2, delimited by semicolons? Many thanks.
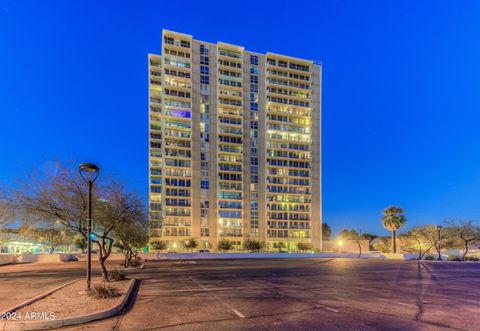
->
1;1;480;235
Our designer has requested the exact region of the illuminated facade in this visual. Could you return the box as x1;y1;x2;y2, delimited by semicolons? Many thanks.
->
149;30;322;251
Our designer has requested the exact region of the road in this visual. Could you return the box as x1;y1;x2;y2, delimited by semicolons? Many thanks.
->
2;258;480;330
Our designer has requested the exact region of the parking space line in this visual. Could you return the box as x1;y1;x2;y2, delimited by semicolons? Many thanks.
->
392;301;418;308
230;307;245;318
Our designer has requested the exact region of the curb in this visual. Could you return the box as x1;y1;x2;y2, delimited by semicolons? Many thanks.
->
1;278;138;331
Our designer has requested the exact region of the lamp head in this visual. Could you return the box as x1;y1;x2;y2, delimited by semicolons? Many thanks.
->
79;163;100;183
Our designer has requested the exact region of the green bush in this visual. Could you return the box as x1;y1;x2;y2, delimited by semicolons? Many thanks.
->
424;255;435;260
448;255;462;261
90;283;121;299
244;239;264;252
110;268;126;281
465;256;480;261
217;239;233;251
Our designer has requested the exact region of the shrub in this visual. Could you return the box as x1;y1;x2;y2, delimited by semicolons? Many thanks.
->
424;255;435;260
150;240;167;251
184;237;199;252
244;239;263;252
129;257;142;267
273;242;286;252
110;268;126;281
90;283;121;299
297;242;313;252
217;239;233;251
448;255;462;261
465;256;480;262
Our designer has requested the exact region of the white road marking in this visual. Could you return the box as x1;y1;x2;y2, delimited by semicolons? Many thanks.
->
230;307;246;318
324;307;339;313
391;301;418;308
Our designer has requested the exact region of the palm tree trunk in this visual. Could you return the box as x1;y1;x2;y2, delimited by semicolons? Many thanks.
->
392;229;397;253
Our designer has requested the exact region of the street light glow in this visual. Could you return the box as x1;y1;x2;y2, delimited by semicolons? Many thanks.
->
337;239;344;247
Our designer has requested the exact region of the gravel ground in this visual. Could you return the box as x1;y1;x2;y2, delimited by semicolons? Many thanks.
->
0;260;133;313
15;278;131;319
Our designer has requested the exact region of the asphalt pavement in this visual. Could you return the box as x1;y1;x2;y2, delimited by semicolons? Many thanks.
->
50;258;480;331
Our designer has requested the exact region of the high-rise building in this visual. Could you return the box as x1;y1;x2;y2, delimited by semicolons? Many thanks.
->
148;30;322;251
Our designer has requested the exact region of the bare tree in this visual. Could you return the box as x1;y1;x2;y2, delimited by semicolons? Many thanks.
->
339;229;366;258
446;220;480;261
114;214;148;267
0;201;15;228
1;163;146;280
400;226;438;260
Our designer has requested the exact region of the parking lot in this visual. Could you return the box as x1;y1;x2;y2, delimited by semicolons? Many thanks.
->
53;258;480;330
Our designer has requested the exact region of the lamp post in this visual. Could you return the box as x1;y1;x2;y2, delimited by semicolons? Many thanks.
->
436;225;443;261
79;163;99;291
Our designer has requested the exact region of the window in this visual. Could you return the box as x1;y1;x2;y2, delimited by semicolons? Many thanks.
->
250;66;258;75
251;102;258;111
201;180;209;189
200;65;209;75
250;55;258;65
201;75;209;84
200;44;208;55
200;55;209;65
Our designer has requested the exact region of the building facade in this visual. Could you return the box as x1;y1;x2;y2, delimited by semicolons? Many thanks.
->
148;30;322;251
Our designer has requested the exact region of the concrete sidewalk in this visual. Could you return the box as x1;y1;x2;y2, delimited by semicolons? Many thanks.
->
140;252;388;260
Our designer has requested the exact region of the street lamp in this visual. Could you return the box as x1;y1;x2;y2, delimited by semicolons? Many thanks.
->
79;163;99;291
337;239;344;253
436;225;443;261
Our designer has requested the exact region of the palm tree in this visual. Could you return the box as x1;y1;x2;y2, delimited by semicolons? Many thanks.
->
381;206;407;253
